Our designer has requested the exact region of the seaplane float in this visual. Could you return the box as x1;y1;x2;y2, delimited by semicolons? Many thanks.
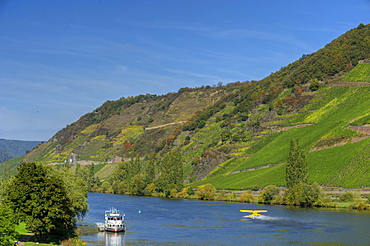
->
97;208;126;232
240;210;268;219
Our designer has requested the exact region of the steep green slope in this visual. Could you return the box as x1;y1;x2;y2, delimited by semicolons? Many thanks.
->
193;86;370;189
343;63;370;82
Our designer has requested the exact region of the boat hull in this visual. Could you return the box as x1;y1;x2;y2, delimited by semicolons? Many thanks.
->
97;224;125;232
105;227;126;232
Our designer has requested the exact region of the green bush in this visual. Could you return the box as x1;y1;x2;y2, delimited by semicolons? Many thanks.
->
300;183;325;207
197;184;216;200
61;237;86;246
215;191;227;201
309;79;320;91
186;186;194;195
258;185;280;204
284;183;304;206
240;190;254;203
339;191;361;202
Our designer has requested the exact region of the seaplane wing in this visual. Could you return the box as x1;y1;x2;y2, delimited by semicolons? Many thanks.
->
240;210;267;213
240;210;268;216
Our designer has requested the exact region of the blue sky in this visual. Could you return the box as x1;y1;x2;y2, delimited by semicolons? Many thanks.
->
1;0;369;141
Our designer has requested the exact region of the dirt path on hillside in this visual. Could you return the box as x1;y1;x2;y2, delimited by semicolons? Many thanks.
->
348;125;370;135
280;123;315;131
145;121;186;130
328;81;370;87
230;163;284;175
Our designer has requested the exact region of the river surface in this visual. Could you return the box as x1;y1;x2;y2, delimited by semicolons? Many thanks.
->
78;193;369;246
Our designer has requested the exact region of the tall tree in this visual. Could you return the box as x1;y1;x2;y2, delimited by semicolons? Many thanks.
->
144;153;156;185
4;163;88;239
130;155;142;178
156;150;183;196
0;201;18;245
286;139;308;188
130;174;146;195
57;167;89;219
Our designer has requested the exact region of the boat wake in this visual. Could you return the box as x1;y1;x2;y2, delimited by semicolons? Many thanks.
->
252;215;281;221
242;215;285;221
242;214;314;231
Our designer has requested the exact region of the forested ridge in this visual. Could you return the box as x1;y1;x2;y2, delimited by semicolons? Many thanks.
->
261;23;370;87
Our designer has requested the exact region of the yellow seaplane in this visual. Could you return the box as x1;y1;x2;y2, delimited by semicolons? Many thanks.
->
240;210;267;218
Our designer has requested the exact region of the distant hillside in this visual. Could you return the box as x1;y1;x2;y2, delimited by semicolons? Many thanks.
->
20;24;370;189
0;139;43;163
0;148;12;163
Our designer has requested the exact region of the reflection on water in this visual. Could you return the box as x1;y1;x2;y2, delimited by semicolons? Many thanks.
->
96;232;124;246
78;227;125;246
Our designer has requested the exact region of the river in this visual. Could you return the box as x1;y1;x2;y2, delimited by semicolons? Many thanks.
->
78;193;369;245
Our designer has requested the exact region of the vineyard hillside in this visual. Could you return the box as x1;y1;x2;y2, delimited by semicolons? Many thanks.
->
7;24;370;190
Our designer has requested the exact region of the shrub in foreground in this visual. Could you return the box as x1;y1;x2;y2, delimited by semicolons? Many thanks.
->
240;190;254;203
258;185;280;204
197;184;216;200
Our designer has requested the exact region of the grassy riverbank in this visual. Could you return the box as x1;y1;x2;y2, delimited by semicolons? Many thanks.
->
15;223;85;246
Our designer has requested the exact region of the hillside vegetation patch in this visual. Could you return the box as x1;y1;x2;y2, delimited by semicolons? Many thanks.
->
343;63;370;82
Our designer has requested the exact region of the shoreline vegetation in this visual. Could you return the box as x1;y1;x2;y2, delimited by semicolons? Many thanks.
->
16;187;369;246
86;138;369;211
93;185;370;210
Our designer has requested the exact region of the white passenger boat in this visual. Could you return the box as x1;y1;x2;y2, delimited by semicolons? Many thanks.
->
97;208;125;232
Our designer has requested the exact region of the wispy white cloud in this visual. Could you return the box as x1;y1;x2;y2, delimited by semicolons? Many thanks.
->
166;68;225;81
